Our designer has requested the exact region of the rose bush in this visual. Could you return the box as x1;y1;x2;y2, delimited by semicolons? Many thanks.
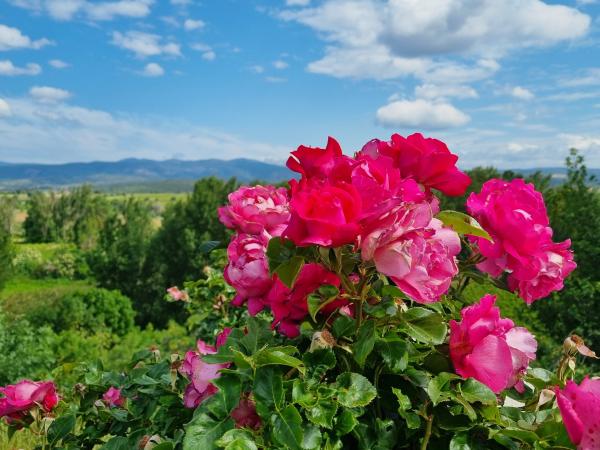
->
1;132;594;450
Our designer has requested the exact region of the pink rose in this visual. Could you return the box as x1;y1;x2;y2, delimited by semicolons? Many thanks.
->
359;133;471;196
218;185;290;236
467;179;576;302
508;240;576;305
166;286;189;302
224;233;273;314
267;263;340;338
556;377;600;450
361;203;460;303
0;380;58;423
284;178;362;247
449;295;537;393
102;387;125;408
287;137;354;182
181;328;231;409
231;396;261;430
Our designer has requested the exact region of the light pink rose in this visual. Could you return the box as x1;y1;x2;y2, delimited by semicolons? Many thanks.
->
449;295;537;393
358;133;471;196
0;380;58;423
267;263;340;338
102;387;125;408
556;377;600;450
224;233;273;314
361;203;460;303
284;178;362;248
218;185;290;236
166;286;189;302
181;328;232;409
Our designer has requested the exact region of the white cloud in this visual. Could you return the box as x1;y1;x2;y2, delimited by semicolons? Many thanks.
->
0;98;10;117
170;0;191;5
286;0;310;5
376;98;470;129
111;31;181;58
184;19;205;31
511;86;535;100
142;62;164;76
0;24;52;51
249;65;265;74
0;60;42;76
265;76;286;83
273;60;289;69
29;86;71;103
415;83;478;100
7;0;153;21
49;59;69;69
190;43;215;61
559;133;600;151
507;142;539;153
561;68;600;87
0;96;288;164
281;0;590;81
202;51;216;61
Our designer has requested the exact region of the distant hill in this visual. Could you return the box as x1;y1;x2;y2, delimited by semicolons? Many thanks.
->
0;158;291;191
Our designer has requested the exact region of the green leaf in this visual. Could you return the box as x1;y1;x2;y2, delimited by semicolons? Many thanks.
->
306;400;338;429
100;437;130;450
392;387;411;412
292;380;316;408
376;337;408;373
199;240;221;254
308;292;340;322
216;429;258;450
240;317;273;353
436;210;493;242
302;424;322;450
427;372;460;405
212;373;242;413
336;372;377;408
184;412;234;450
460;378;497;405
449;432;471;450
47;413;76;445
303;349;336;379
335;409;358;436
253;366;284;418
253;346;305;373
352;319;376;366
400;307;447;345
331;316;355;339
275;255;305;288
272;404;304;450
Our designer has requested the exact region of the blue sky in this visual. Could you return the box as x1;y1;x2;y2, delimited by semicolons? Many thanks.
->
1;0;600;168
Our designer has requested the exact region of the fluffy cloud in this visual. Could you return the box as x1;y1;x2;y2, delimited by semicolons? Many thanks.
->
0;98;10;117
273;60;289;69
49;59;69;69
561;68;600;87
415;83;478;100
29;86;71;103
142;62;164;76
511;86;535;100
376;98;470;129
281;0;590;81
0;60;42;76
112;31;181;58
0;96;289;163
7;0;153;21
184;19;205;31
559;133;600;151
190;42;215;61
286;0;310;5
0;24;52;51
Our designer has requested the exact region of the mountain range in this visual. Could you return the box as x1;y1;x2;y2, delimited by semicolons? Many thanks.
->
0;158;598;191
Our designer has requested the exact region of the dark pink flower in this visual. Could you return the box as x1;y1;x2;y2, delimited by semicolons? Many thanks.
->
359;133;471;196
0;380;58;423
287;137;354;182
218;185;290;236
449;295;537;393
556;377;600;450
267;263;340;338
231;396;261;430
180;329;231;409
102;387;125;408
224;233;273;314
284;178;362;247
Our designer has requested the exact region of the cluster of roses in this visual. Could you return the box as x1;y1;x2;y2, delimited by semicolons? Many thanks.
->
467;178;576;304
0;380;58;426
219;134;472;337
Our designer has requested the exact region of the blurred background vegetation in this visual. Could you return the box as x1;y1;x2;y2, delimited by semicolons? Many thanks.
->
0;149;598;419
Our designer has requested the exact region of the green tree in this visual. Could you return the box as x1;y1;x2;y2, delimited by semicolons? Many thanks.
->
23;191;58;243
0;196;14;290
